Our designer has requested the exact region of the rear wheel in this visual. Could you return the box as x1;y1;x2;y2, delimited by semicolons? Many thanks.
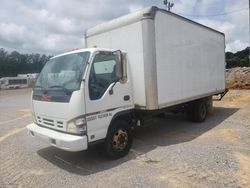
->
105;119;133;159
187;100;208;122
193;101;207;122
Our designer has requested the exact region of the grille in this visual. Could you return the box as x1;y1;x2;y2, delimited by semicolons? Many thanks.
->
37;116;65;130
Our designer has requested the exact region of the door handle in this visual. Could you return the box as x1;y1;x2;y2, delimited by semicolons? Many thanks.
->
124;95;130;101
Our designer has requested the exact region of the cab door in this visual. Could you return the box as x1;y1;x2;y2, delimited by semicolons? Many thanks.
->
84;51;133;142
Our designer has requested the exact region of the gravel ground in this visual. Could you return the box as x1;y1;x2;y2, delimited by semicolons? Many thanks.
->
0;89;249;188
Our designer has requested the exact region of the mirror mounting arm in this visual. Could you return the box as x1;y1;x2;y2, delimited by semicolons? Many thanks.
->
109;78;120;95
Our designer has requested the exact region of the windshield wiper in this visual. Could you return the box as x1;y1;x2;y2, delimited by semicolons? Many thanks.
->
33;85;44;89
48;85;65;89
48;85;71;95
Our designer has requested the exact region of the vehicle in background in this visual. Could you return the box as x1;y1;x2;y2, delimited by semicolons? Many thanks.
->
0;77;28;89
0;73;39;90
27;6;227;159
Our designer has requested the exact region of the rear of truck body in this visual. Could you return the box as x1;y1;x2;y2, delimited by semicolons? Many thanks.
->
27;6;226;158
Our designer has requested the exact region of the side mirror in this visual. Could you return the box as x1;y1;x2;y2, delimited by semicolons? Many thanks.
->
113;50;123;80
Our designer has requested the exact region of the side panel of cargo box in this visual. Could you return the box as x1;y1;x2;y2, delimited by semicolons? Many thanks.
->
154;11;225;108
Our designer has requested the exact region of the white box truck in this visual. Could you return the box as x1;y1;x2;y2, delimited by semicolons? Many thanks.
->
27;6;227;159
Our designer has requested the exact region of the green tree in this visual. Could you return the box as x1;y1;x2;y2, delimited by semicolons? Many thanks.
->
0;48;51;78
226;47;250;68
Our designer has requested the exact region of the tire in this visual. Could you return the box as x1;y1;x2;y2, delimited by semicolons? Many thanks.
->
105;119;133;159
207;96;213;114
193;100;207;122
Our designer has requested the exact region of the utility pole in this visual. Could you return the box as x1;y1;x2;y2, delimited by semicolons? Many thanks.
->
163;0;174;11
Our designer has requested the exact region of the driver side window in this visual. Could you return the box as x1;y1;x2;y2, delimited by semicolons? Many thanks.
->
89;52;118;100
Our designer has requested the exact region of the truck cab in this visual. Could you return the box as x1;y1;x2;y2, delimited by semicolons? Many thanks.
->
27;48;134;158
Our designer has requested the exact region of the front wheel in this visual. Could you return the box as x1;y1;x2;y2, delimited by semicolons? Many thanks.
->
105;119;133;159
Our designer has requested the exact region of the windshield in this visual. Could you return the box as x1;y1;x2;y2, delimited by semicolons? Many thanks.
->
35;52;90;92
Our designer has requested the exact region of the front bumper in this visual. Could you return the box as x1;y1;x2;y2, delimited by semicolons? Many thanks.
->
26;123;88;152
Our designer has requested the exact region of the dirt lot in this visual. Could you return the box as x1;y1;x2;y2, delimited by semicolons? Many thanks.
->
0;89;249;188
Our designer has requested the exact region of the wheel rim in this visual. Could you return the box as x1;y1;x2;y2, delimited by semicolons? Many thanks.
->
112;128;128;151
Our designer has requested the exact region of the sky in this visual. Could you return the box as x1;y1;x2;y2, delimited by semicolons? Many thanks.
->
0;0;249;54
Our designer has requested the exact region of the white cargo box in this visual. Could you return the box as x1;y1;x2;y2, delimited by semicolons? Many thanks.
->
85;6;226;110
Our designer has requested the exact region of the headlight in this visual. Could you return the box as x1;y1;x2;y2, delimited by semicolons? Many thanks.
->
67;116;87;135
